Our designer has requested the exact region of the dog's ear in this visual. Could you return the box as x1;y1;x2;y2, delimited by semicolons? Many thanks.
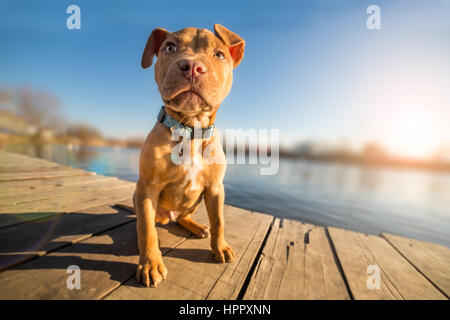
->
141;28;170;69
214;24;245;68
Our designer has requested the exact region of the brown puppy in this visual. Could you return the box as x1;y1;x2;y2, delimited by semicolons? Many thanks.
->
134;24;245;287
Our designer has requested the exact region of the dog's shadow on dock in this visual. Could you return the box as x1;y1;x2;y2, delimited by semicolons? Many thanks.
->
0;207;216;285
158;222;218;264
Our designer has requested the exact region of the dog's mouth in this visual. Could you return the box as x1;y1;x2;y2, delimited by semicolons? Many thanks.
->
177;90;205;102
163;89;211;110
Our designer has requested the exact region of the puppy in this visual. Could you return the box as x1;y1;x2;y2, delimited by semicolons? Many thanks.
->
134;24;245;287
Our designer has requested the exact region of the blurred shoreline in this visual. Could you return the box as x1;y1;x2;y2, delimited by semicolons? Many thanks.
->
1;134;450;174
1;87;449;173
278;146;450;173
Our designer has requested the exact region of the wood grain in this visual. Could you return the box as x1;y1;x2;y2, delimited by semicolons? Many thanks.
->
0;179;130;205
382;233;450;298
0;170;93;182
0;175;116;200
244;218;349;300
0;184;134;214
328;227;446;300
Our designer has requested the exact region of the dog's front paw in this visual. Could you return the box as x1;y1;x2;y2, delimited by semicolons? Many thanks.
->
136;250;168;287
191;223;210;239
212;241;235;263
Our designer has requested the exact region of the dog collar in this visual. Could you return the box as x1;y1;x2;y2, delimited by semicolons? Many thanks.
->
157;106;215;139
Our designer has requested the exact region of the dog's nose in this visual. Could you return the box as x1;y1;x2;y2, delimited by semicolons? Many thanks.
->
177;59;207;78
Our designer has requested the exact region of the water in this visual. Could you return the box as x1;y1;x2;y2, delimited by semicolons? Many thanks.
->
2;143;450;247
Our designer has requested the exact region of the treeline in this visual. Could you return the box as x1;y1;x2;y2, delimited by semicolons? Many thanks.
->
0;87;145;148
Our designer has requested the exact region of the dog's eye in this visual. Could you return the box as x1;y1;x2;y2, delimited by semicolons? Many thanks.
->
164;43;177;54
214;51;225;60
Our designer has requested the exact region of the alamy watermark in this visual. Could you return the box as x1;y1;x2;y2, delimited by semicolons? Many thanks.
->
66;5;81;30
66;265;81;290
366;264;381;290
367;5;381;30
66;4;381;31
169;119;279;175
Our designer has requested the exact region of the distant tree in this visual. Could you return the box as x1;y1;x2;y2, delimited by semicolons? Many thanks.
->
13;87;67;133
362;142;387;160
0;88;13;103
66;124;103;141
293;141;316;156
124;136;145;148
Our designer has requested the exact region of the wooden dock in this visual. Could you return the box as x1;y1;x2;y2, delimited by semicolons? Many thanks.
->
0;150;448;300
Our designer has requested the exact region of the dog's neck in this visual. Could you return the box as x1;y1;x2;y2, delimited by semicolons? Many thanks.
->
164;106;217;129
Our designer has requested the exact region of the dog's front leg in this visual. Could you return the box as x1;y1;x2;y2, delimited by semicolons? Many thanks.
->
134;182;167;287
204;183;235;263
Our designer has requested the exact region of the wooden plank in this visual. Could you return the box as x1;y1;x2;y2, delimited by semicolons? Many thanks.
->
0;204;136;271
0;216;192;299
0;175;116;200
0;169;93;182
382;233;450;298
328;227;446;300
0;152;83;174
244;218;349;300
0;184;135;228
104;205;273;300
0;178;130;205
0;152;61;168
0;166;72;173
0;184;134;214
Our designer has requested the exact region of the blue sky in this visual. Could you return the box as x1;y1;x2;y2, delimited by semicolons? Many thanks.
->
1;0;449;157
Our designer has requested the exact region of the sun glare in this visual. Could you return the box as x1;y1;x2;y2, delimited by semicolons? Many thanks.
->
371;71;444;160
386;107;436;159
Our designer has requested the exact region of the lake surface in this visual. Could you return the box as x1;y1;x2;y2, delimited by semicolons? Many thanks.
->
2;143;450;247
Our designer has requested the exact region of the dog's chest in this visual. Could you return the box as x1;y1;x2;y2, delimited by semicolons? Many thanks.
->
180;153;203;192
159;153;205;210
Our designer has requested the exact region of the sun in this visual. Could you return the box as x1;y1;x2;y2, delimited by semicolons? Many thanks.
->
385;107;436;159
368;69;444;160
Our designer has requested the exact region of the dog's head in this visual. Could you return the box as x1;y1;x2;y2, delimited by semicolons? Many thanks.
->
141;24;245;116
